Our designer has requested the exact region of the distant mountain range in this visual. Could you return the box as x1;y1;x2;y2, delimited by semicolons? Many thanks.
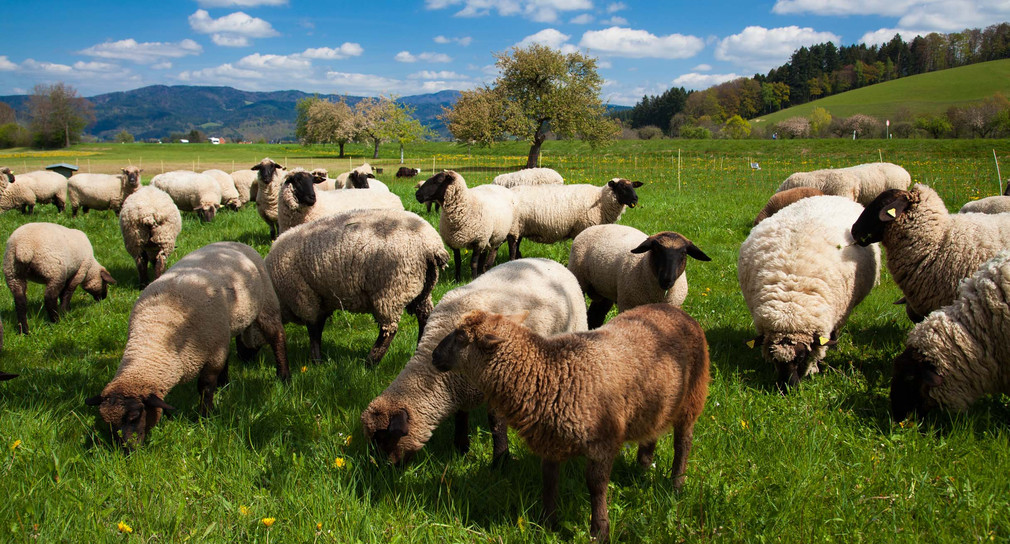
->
0;85;463;143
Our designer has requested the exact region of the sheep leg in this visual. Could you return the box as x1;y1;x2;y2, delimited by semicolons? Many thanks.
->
586;298;614;329
507;235;523;260
217;363;230;387
406;258;439;344
152;252;167;282
44;283;62;323
453;411;470;454
135;254;150;287
54;199;65;213
586;457;614;543
541;459;561;530
58;277;76;314
470;250;482;279
637;441;657;468
12;280;30;334
453;248;462;282
256;314;290;382
197;368;219;416
670;422;695;491
306;314;330;364
235;334;261;362
71;205;79;218
367;322;398;366
489;409;510;468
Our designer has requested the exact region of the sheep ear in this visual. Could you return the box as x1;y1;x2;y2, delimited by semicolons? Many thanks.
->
631;181;644;188
143;394;175;413
388;409;409;436
84;394;104;406
479;334;506;348
630;239;654;254
251;163;262;171
100;268;117;285
877;197;909;222
503;311;529;325
687;243;711;262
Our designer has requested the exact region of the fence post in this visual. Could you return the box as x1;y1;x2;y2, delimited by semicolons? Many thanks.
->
677;149;681;192
995;149;1003;195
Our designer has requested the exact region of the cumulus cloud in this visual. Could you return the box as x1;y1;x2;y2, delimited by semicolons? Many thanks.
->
152;62;173;70
579;27;705;59
602;16;628;25
301;43;364;60
11;58;143;91
672;72;744;90
325;71;404;95
860;27;932;45
0;56;18;71
607;2;627;12
692;63;712;71
434;35;473;46
715;26;840;72
409;70;470;80
516;29;578;53
197;0;287;6
425;0;592;23
395;51;453;63
772;0;915;16
773;0;1008;33
78;38;203;64
188;9;279;47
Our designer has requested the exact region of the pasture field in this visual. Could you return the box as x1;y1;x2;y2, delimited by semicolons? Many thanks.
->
1;138;1009;542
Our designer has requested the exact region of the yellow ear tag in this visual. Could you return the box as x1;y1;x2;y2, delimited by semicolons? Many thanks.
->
746;340;755;349
819;336;830;345
887;208;897;217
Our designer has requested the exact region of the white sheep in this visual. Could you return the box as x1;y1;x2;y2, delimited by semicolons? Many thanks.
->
344;170;389;192
119;186;183;287
276;169;404;235
414;170;515;282
84;242;290;449
4;222;116;334
507;178;643;259
265;208;448;365
151;170;222;222
852;183;1010;322
252;158;285;239
1;170;68;213
959;195;1010;214
777;162;911;205
568;224;711;328
492;167;564;188
310;168;343;190
67;166;143;216
202;169;242;210
361;257;589;465
230;169;259;203
740;195;880;390
334;162;374;188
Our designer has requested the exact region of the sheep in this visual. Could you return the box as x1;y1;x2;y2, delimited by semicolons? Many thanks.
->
202;169;242;210
492;167;564;188
959;195;1010;215
890;251;1010;421
415;177;440;213
3;222;116;334
776;162;911;205
151;170;222;222
568;224;711;329
0;166;13;192
1;170;68;213
276;169;404;235
230;169;258;203
414;170;515;282
753;187;825;226
251;158;285;239
361;257;589;465
851;183;1010;322
119;186;183;287
430;303;710;543
507;178;643;260
84;242;290;449
265;208;448;365
740;195;880;390
310;168;343;190
334;162;373;188
0;182;37;214
395;166;421;178
67;166;143;217
345;170;389;192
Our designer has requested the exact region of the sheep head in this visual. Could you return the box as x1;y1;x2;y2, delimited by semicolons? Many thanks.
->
851;188;914;246
360;399;418;465
121;166;143;191
889;347;942;421
347;170;375;189
607;178;644;208
755;332;836;392
252;158;284;185
85;392;175;450
631;231;710;291
415;171;458;205
83;266;116;301
196;204;218;223
283;170;317;207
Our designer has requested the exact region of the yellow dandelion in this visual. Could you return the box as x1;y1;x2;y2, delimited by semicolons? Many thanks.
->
301;366;308;373
517;516;526;533
740;420;748;429
316;522;322;531
117;521;133;534
239;505;250;516
261;517;276;528
333;457;346;469
11;439;21;451
344;435;352;446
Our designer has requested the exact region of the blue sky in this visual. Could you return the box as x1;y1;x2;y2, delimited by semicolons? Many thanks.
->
1;0;1006;105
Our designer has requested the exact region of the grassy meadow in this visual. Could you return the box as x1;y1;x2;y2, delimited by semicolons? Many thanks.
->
1;138;1010;542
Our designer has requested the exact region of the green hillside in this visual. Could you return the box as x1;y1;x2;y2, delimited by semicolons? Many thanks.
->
754;58;1010;125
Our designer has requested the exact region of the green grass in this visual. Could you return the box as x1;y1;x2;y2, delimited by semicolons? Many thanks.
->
755;59;1010;125
2;139;1010;542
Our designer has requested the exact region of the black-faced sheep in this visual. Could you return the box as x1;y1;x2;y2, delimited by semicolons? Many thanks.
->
395;167;421;178
68;166;143;216
251;158;285;239
1;170;68;213
119;186;183;287
753;187;825;226
276;169;404;235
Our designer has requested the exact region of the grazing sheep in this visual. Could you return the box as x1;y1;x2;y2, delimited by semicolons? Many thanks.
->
361;258;589;465
0;167;12;192
334;162;374;188
753;187;825;226
0;182;37;214
151;170;222;222
507;178;643;260
119;186;183;287
740;195;880;390
266;209;448;365
345;170;389;192
395;166;421;178
959;195;1010;215
890;251;1010;420
852;183;1010;322
777;162;911;205
568;224;711;328
4;222;116;334
84;242;290;449
67;166;143;217
310;168;342;190
431;304;710;543
492;167;564;188
415;170;515;282
252;158;285;239
276;169;404;234
202;169;242;210
1;170;68;213
230;169;258;204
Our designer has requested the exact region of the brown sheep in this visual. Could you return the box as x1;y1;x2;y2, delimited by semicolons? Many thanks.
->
431;303;710;543
753;186;824;226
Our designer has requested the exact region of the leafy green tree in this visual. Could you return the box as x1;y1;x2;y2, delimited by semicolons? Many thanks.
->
722;115;751;139
379;99;432;163
295;96;356;156
28;82;94;148
187;129;205;143
440;86;507;153
115;130;135;143
808;107;832;136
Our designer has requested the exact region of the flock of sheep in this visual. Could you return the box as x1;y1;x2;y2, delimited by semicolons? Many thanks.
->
1;157;1009;541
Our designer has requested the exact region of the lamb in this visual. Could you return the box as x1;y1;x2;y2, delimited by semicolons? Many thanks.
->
361;258;589;465
119;186;183;287
310;168;342;190
251;158;285;239
395;166;421;178
414;170;515;281
740;195;880;390
345;170;389;192
84;242;290;449
4;222;116;334
230;169;258;203
1;170;68;213
276;169;404;235
431;304;710;543
890;251;1010;421
507;178;643;260
67;166;143;216
202;169;242;210
265;208;448;365
959;195;1010;215
151;170;222;222
851;183;1010;322
568;224;711;328
753;187;825;226
776;162;911;205
492;167;564;188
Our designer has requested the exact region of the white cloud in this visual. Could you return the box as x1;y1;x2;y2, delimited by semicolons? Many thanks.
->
301;43;364;60
236;53;311;72
773;0;1009;33
0;56;18;71
151;62;173;70
395;51;453;63
579;27;705;59
20;59;73;74
602;16;628;25
188;9;279;47
325;71;404;95
772;0;915;16
570;13;594;24
672;72;743;90
715;26;840;72
597;60;612;68
692;63;712;71
516;29;578;53
425;0;592;23
434;35;473;46
13;58;143;90
78;38;203;64
72;61;120;73
409;70;470;80
197;0;287;6
860;27;932;45
607;2;627;12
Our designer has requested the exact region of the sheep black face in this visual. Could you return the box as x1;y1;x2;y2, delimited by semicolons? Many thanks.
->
83;267;117;301
311;169;329;184
851;189;913;246
197;205;218;223
85;393;176;450
252;159;284;184
347;171;375;189
415;171;455;205
361;405;416;465
607;178;644;208
890;347;942;421
285;170;318;207
630;232;711;291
